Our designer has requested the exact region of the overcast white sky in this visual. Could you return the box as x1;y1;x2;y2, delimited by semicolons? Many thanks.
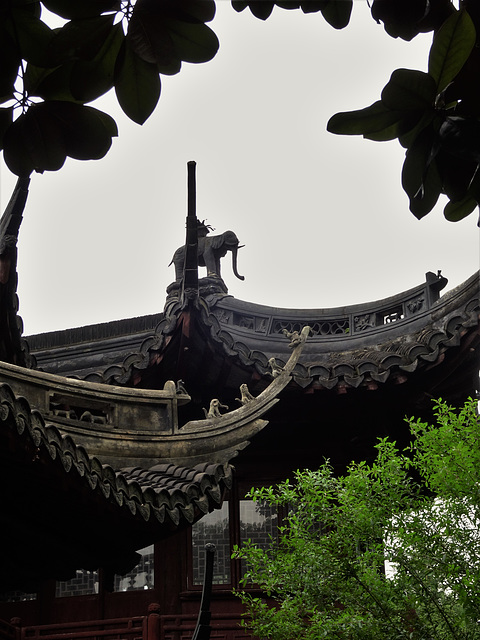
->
0;1;478;336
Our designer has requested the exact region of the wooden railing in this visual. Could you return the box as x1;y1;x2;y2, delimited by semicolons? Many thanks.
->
0;617;18;640
1;547;219;640
2;612;248;640
2;547;218;640
17;616;145;640
215;271;450;340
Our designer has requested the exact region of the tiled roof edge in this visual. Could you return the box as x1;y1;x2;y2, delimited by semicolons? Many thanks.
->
26;314;164;351
0;382;232;527
33;273;479;391
199;274;480;390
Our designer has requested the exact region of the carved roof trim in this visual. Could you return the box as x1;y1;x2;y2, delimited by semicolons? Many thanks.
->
27;272;479;393
210;271;453;345
186;272;479;390
1;328;312;467
0;380;232;528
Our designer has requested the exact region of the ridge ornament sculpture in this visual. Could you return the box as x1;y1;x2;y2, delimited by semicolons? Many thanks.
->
169;220;245;283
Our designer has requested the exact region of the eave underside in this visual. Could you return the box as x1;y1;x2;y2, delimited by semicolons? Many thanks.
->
0;385;232;593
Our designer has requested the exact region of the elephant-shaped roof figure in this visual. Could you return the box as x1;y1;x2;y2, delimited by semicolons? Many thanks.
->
170;220;245;284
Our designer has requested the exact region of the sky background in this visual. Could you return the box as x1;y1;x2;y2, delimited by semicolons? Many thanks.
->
0;1;478;336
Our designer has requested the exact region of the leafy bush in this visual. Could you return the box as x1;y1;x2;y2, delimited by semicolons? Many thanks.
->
234;398;480;640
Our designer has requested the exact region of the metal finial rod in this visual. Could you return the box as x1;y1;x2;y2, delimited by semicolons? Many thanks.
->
182;161;199;299
187;160;196;220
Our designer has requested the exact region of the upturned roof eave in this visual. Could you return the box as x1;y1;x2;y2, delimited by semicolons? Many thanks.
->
25;272;479;394
0;379;233;591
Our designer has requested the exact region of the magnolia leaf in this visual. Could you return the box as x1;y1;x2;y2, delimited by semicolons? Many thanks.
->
8;9;55;67
276;2;303;9
0;107;13;150
130;0;214;22
437;151;478;202
24;60;79;102
408;159;442;219
47;14;117;65
155;58;183;76
174;0;216;23
128;10;177;67
41;0;120;20
401;126;441;218
0;30;20;100
69;22;124;102
467;163;480;202
398;111;436;149
47;101;118;160
444;194;478;222
327;101;404;137
367;106;433;148
428;9;476;94
438;116;480;164
319;0;352;29
232;0;345;22
15;1;42;19
2;101;118;175
3;103;67;176
371;0;429;41
232;1;275;19
300;2;329;15
166;20;219;64
381;69;437;111
114;40;161;124
365;121;403;142
129;0;218;69
366;108;427;142
231;1;249;11
94;109;118;138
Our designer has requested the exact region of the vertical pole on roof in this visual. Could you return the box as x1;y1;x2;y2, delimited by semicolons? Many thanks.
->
187;160;196;219
181;161;199;301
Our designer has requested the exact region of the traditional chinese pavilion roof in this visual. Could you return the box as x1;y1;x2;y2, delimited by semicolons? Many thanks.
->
28;269;480;403
23;162;480;409
0;377;232;592
0;178;242;592
1;166;479;593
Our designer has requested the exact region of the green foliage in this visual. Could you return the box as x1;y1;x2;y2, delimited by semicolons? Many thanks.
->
231;1;353;28
2;0;480;224
370;0;453;41
233;398;480;640
328;8;480;222
0;0;219;175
